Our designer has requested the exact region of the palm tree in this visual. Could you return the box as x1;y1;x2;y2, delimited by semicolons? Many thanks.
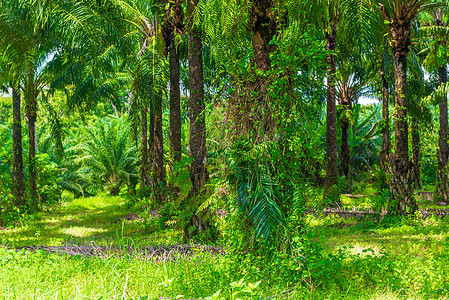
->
419;1;449;200
344;0;393;181
375;0;442;214
116;0;160;191
336;55;369;187
188;0;207;196
201;0;279;139
0;0;124;208
160;0;183;165
407;53;434;189
299;0;346;203
0;60;26;207
69;117;139;196
0;0;55;208
11;85;25;207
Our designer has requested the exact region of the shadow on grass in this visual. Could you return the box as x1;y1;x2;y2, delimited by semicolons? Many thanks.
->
311;216;449;257
0;197;145;247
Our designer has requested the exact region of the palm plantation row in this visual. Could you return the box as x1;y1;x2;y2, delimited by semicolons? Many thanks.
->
0;0;448;243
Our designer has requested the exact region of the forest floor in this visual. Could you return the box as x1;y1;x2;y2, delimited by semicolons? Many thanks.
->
0;194;182;248
0;193;448;299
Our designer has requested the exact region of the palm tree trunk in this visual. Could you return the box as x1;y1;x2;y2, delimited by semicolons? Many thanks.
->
252;20;271;72
183;0;209;240
188;0;207;196
12;86;25;208
435;65;448;201
160;0;182;166
379;69;391;191
169;31;182;163
380;70;391;171
141;107;149;188
411;117;421;189
324;21;339;203
389;48;417;214
340;119;350;182
251;3;275;138
149;104;155;185
25;74;38;209
153;94;165;203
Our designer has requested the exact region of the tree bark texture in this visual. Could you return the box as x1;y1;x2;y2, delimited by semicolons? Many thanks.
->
324;21;339;202
229;1;276;141
435;65;448;201
149;104;155;185
141;108;149;188
380;70;391;171
411;117;421;189
188;0;208;195
251;1;276;138
25;73;38;209
12;87;25;208
393;54;409;162
340;119;350;180
161;0;183;163
152;94;165;203
251;2;273;73
169;32;182;163
338;82;351;183
388;36;417;215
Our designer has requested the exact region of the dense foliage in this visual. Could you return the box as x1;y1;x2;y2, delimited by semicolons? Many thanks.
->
0;0;448;298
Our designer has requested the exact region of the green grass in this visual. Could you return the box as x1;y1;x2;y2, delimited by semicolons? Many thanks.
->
305;212;449;299
1;194;449;299
0;193;182;247
0;248;226;299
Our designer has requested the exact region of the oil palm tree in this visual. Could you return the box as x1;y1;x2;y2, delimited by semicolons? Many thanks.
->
344;0;394;180
376;0;442;214
419;1;449;200
187;0;207;196
159;0;183;164
115;0;163;192
0;59;25;207
336;55;370;187
201;0;279;139
0;0;123;208
69;117;138;196
0;0;56;208
11;86;25;207
299;0;347;203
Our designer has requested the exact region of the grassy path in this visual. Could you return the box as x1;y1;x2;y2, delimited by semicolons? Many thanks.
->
0;194;180;247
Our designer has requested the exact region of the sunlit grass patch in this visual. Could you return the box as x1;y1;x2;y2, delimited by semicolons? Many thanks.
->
59;226;107;237
0;193;187;248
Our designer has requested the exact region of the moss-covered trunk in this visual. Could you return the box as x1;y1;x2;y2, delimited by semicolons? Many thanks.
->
411;117;421;189
436;65;448;201
380;69;391;171
12;86;25;208
324;21;339;203
25;70;38;210
389;37;417;215
141;108;149;188
188;0;207;196
153;94;165;203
